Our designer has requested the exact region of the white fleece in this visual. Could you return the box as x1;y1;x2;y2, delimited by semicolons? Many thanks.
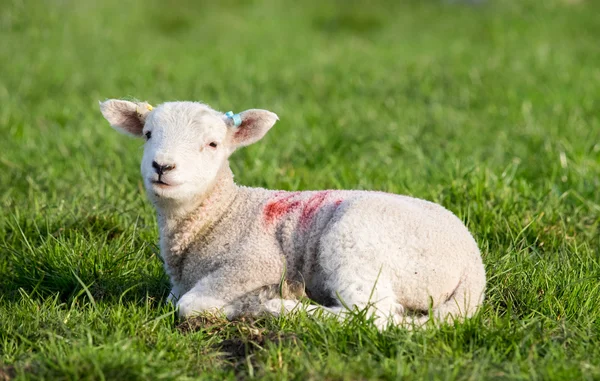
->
100;99;486;328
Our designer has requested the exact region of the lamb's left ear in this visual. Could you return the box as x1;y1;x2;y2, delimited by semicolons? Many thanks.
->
227;109;279;147
99;99;153;137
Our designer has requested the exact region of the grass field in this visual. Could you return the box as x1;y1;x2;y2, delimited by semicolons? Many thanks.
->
1;0;599;379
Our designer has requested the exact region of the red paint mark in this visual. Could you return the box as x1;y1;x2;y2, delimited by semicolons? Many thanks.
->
302;193;343;228
263;190;345;229
263;192;302;225
299;191;329;228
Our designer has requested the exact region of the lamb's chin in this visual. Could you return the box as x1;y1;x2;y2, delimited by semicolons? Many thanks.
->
147;182;185;200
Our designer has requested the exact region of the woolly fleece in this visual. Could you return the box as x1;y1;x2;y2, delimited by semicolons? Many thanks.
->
99;100;486;328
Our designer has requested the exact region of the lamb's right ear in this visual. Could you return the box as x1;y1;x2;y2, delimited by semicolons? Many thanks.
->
99;99;153;137
227;109;279;148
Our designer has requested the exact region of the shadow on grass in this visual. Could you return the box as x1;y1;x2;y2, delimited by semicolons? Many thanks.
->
177;314;299;370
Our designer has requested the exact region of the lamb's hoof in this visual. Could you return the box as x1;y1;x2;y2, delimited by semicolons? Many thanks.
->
263;299;301;316
176;294;228;318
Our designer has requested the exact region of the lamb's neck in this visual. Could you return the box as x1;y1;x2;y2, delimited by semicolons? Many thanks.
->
156;166;239;255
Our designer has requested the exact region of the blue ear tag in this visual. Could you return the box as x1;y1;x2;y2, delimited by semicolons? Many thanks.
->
225;111;242;127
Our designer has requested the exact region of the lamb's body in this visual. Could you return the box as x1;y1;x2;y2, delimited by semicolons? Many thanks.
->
100;99;486;328
164;168;485;326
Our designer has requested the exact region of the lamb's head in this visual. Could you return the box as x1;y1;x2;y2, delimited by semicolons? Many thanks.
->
99;100;278;206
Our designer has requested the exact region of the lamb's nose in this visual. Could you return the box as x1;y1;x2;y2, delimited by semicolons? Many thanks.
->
152;161;175;175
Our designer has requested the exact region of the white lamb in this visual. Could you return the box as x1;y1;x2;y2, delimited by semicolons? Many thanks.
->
99;99;486;328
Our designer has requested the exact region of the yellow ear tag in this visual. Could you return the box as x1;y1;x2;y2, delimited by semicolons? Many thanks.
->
136;104;153;116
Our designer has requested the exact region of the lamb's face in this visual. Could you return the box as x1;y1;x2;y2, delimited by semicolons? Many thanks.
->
100;99;278;207
141;102;231;203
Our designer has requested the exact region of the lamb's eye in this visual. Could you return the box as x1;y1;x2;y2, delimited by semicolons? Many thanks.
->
145;131;152;140
209;142;218;148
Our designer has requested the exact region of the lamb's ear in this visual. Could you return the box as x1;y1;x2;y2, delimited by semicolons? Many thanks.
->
99;99;153;137
228;109;279;147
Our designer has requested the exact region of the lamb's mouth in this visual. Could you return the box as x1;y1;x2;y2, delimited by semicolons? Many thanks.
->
152;179;172;188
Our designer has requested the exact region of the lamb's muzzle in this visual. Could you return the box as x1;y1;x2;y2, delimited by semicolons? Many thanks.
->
99;99;486;329
152;161;175;175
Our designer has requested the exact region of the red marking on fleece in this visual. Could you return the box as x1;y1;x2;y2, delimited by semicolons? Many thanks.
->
299;191;330;228
263;191;344;228
263;192;302;225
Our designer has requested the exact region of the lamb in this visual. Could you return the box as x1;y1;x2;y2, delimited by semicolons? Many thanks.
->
99;99;486;328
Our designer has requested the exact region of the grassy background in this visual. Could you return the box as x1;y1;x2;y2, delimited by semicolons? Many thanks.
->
1;0;599;379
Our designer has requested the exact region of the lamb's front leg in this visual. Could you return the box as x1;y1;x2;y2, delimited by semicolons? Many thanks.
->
175;270;282;319
176;276;239;318
174;251;288;318
177;292;230;318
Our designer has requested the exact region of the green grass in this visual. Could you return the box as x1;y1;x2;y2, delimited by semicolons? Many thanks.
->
1;0;599;379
